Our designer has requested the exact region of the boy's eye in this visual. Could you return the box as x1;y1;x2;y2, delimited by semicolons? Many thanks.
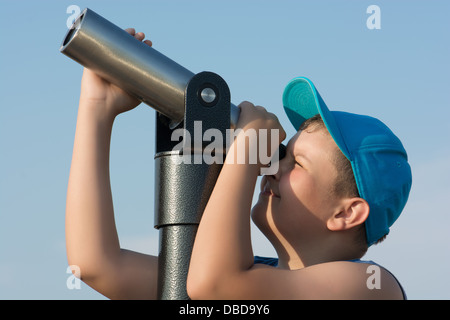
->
295;161;303;168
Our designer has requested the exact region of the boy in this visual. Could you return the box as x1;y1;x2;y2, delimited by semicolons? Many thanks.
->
66;29;411;300
187;77;412;299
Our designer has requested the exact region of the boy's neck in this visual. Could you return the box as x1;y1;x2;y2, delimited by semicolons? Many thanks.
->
275;238;362;270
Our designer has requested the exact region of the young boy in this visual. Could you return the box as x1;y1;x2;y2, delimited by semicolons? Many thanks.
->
66;29;411;300
187;77;412;300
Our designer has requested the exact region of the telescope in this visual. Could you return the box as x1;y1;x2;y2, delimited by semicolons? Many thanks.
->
60;8;240;128
61;8;285;300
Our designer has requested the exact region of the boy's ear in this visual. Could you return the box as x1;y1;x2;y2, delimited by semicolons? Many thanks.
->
327;198;370;231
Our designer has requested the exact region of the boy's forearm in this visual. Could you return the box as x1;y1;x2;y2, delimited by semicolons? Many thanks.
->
188;136;260;295
65;102;120;277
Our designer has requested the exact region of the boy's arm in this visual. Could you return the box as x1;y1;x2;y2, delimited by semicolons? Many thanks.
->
65;29;157;300
187;102;286;298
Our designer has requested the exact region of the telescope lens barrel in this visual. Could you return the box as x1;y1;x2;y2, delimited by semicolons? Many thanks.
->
61;8;194;124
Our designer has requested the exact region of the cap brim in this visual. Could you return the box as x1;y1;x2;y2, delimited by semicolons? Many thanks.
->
282;77;351;159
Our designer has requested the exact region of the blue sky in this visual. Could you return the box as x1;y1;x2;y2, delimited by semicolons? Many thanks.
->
0;0;449;299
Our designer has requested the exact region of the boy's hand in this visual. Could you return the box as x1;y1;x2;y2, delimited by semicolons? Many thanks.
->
79;28;153;118
234;101;286;169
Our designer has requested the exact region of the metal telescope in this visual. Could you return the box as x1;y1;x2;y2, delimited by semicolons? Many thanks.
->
60;8;240;128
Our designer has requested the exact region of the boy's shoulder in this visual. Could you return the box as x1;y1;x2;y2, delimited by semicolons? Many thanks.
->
251;259;404;300
293;260;404;300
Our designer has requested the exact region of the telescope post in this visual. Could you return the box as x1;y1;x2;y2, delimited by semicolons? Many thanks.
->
154;71;231;299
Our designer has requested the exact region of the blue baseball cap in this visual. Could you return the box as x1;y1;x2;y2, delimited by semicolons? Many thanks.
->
282;77;412;246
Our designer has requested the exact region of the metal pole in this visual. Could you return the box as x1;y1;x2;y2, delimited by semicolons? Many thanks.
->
154;72;230;299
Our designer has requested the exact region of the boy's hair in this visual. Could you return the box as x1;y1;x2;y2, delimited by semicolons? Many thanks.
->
299;114;387;256
300;114;360;199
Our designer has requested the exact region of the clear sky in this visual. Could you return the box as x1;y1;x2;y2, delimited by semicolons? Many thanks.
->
1;0;449;299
